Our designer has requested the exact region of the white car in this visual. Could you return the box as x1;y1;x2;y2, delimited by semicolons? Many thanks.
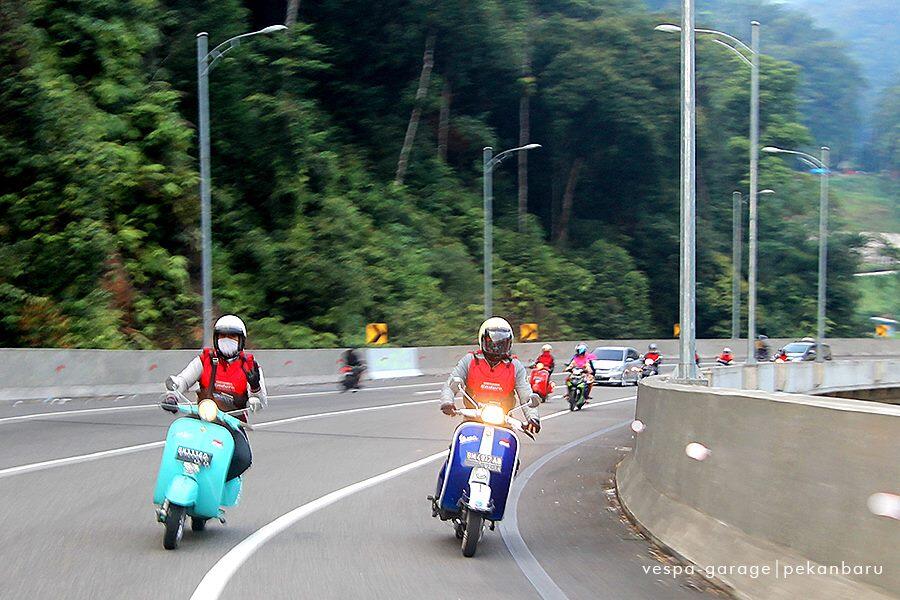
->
591;347;643;386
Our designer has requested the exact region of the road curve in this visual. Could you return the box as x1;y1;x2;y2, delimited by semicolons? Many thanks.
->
0;375;715;599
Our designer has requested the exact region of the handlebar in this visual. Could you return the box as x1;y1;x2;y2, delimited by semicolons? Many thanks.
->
160;390;250;431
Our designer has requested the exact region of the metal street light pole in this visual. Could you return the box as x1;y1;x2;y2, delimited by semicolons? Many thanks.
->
483;144;542;318
197;25;287;344
762;146;830;361
746;21;760;363
198;33;213;346
677;0;699;380
656;18;758;376
816;146;830;362
732;191;742;340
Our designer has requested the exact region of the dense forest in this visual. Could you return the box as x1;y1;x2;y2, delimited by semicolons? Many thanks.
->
1;0;886;349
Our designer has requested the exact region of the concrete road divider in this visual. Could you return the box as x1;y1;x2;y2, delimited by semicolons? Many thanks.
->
364;348;422;379
1;338;898;402
618;363;900;599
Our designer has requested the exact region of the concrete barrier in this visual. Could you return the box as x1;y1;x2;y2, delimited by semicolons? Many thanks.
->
618;368;900;599
365;348;422;379
1;338;898;402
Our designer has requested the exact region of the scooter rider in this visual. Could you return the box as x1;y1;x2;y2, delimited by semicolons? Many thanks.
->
534;344;555;373
439;317;541;434
644;343;661;364
162;315;266;481
340;347;366;391
565;343;595;399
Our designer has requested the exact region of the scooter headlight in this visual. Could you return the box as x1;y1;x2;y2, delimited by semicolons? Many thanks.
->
198;399;218;422
480;404;506;426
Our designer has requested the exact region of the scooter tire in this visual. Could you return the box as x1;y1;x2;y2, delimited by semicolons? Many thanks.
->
461;511;483;557
191;517;208;532
163;504;186;550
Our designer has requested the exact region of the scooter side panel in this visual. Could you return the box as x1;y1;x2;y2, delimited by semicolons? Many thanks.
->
439;422;519;521
153;417;235;518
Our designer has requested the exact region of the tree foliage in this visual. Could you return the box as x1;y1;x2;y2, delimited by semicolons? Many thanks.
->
0;0;866;348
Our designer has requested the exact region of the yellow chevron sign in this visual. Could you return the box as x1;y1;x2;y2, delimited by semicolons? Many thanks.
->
520;323;539;342
366;323;388;345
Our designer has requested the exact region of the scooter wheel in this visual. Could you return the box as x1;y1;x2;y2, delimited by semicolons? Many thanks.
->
163;505;186;550
461;511;483;557
191;517;208;532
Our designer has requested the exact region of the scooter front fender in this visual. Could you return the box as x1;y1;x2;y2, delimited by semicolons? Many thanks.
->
166;475;199;507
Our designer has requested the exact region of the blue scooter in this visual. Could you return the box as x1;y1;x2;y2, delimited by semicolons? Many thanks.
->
429;379;538;557
153;390;249;549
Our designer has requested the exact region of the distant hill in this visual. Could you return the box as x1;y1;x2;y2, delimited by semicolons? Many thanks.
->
784;0;899;107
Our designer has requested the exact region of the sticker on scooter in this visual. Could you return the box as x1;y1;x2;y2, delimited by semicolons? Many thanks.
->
176;446;212;467
464;451;502;472
458;434;479;444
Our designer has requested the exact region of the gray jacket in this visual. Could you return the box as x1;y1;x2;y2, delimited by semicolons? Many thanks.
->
440;352;539;421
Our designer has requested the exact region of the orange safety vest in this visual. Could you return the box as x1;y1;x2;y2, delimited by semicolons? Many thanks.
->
465;351;517;414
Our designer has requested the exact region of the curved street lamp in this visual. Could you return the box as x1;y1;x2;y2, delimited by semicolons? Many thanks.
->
762;145;831;362
197;25;287;343
483;144;542;318
657;21;761;364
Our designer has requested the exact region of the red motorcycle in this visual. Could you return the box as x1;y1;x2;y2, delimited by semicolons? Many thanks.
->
529;364;554;403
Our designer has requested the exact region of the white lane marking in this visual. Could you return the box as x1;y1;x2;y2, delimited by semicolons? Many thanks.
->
190;394;637;600
414;390;441;395
0;381;443;425
499;419;632;600
255;399;437;429
0;404;157;425
0;441;166;479
269;381;442;399
0;398;440;480
189;450;449;600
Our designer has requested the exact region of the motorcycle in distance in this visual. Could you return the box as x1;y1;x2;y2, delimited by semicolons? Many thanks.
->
153;389;251;550
428;378;539;557
340;365;365;392
716;350;735;366
566;367;589;411
641;357;660;378
528;363;554;403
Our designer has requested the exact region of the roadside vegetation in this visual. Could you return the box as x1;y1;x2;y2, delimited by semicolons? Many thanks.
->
0;0;890;348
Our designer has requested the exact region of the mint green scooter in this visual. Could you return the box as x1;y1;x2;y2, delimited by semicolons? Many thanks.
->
153;391;246;549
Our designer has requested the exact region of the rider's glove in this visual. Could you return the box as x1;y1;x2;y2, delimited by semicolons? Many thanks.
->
161;393;179;413
165;375;182;392
525;417;541;434
441;402;457;416
248;396;262;413
243;360;261;392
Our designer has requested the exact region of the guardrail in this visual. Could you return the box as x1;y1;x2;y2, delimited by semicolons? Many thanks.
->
617;361;900;599
1;338;898;402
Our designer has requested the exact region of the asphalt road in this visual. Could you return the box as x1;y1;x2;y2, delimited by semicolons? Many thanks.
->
0;373;718;600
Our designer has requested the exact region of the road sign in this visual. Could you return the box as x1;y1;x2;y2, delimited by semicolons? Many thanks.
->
520;323;538;342
366;323;388;345
674;323;681;337
875;324;889;337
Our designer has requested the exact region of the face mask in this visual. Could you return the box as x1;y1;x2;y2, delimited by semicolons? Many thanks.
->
217;338;239;357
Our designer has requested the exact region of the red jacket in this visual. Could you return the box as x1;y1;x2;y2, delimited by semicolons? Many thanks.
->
536;351;555;370
198;348;256;422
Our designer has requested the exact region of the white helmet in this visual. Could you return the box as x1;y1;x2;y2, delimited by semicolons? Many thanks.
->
541;344;552;352
478;317;514;361
723;347;732;353
214;315;247;357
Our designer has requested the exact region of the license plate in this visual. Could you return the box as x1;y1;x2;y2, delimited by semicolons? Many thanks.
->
464;451;503;473
175;446;212;467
